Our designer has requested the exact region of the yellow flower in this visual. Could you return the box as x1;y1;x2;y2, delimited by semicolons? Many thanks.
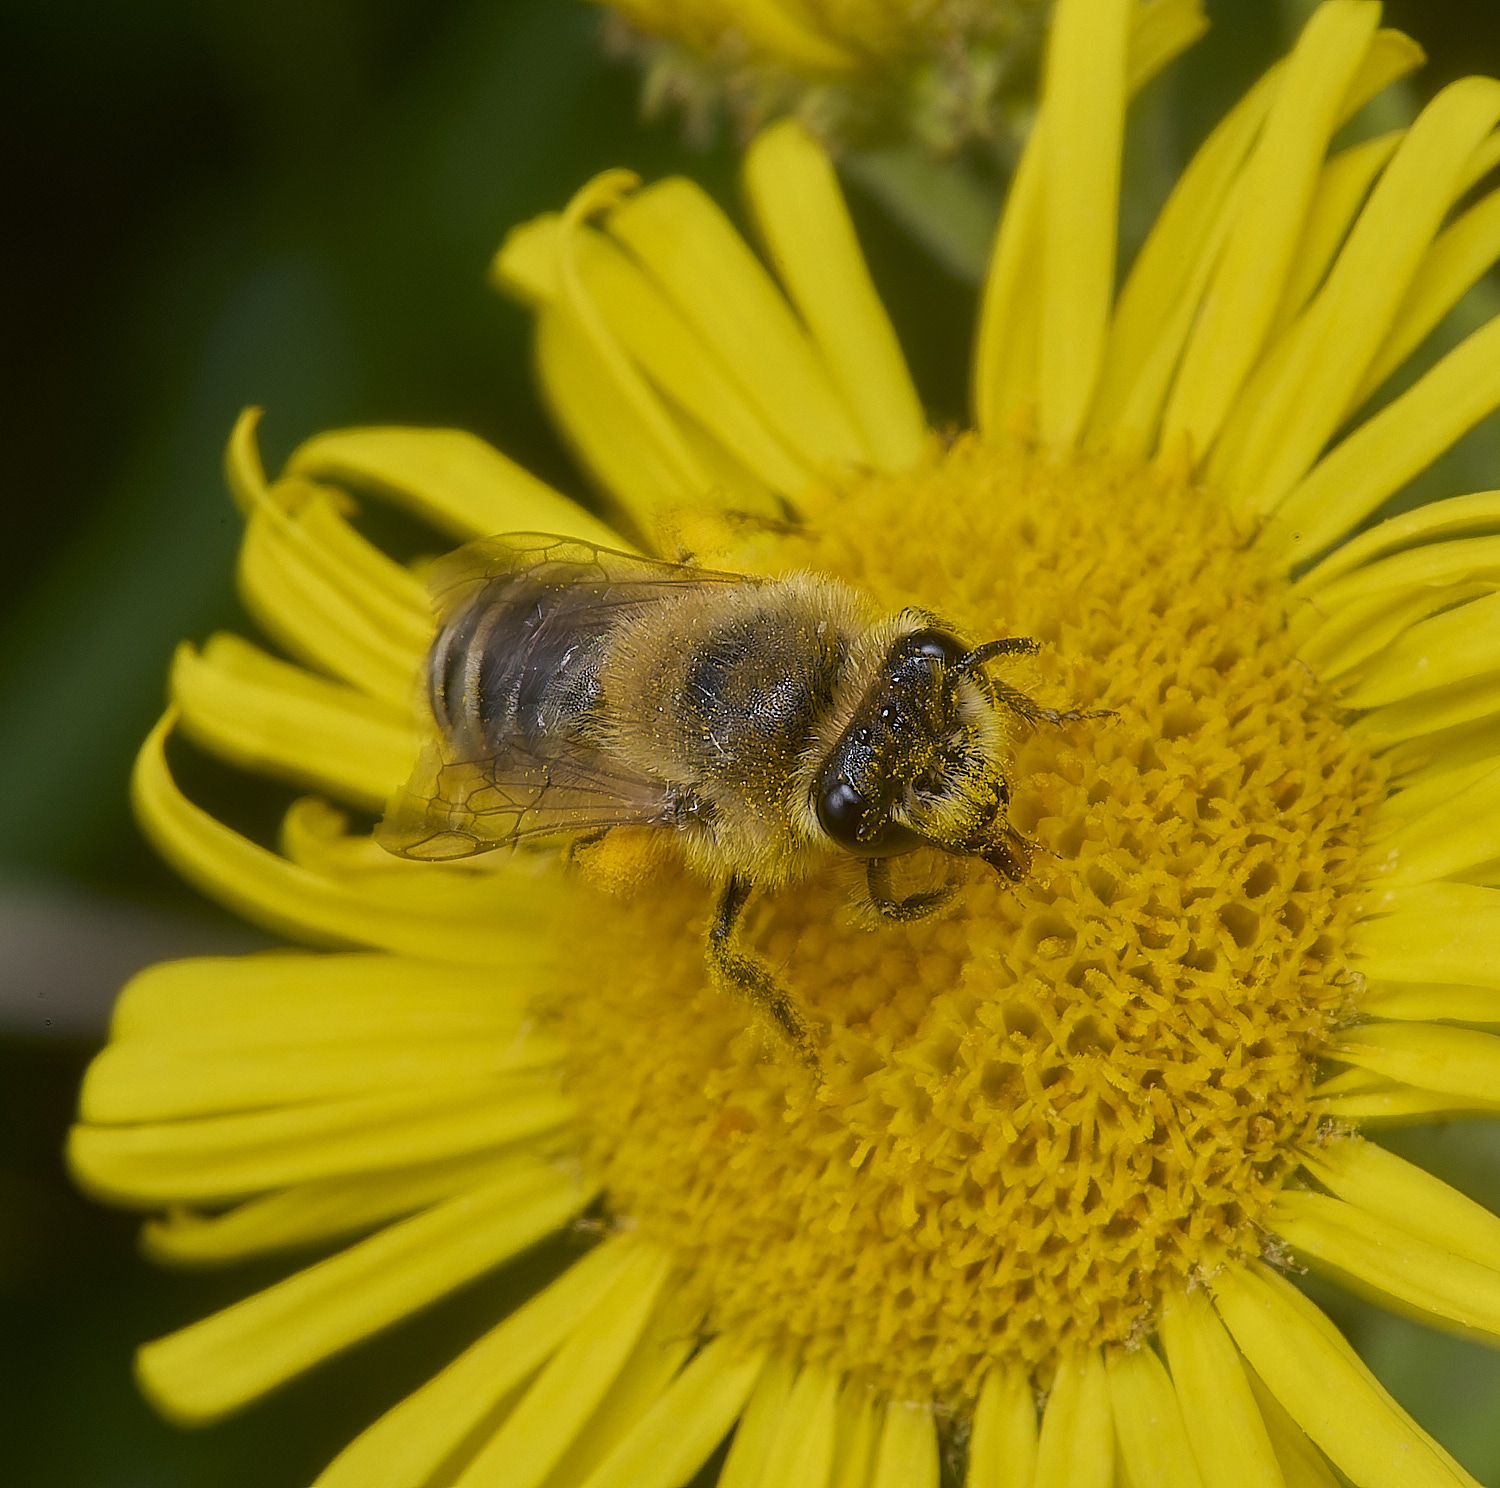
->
594;0;1054;160
68;0;1500;1484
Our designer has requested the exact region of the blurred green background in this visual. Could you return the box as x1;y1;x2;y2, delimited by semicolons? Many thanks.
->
6;0;1500;1482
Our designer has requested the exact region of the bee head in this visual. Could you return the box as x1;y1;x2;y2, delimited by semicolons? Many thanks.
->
814;626;1013;862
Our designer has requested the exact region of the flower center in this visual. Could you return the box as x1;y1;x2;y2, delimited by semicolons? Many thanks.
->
546;436;1383;1402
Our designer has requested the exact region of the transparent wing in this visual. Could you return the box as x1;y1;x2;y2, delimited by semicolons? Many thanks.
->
378;534;748;861
427;533;746;631
376;735;683;861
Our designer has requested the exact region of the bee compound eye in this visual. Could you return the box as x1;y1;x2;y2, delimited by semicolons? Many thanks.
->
816;778;870;851
906;628;968;665
816;778;923;857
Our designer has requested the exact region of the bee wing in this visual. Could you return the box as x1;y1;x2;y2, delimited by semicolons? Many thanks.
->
379;534;746;862
427;533;746;631
377;734;684;861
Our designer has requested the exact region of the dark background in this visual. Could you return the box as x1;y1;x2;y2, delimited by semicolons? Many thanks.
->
5;1;1500;1482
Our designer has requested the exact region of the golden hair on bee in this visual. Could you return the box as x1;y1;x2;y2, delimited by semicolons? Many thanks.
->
378;534;1103;1060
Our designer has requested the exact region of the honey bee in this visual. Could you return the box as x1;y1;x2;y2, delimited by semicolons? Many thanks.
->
379;535;1095;1057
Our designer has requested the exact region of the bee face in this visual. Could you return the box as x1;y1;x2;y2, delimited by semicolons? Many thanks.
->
814;627;1008;861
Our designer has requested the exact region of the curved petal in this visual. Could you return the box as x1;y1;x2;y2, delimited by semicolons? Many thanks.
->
1212;1262;1480;1488
288;424;624;546
136;1160;595;1424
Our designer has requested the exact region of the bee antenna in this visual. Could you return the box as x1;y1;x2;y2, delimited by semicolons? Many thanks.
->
950;637;1040;677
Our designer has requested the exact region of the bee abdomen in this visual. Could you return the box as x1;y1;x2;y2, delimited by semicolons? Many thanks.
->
430;572;609;754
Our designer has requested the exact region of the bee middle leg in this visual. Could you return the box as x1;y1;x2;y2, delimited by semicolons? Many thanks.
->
977;821;1036;881
865;857;959;923
992;675;1113;728
707;875;816;1063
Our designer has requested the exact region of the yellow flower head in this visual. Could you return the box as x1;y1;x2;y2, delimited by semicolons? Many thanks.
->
69;1;1500;1484
593;0;1054;155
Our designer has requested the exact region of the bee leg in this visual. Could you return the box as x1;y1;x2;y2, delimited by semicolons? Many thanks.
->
865;857;959;923
977;822;1036;882
993;678;1114;728
706;876;816;1063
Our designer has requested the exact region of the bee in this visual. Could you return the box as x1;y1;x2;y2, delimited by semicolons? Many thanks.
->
379;535;1096;1058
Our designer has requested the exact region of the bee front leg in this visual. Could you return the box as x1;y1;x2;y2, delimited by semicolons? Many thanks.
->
865;857;959;923
706;876;816;1063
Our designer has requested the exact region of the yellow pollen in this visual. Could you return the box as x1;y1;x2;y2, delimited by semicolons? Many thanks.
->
547;435;1384;1403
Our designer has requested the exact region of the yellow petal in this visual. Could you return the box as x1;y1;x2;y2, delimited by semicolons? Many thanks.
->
1125;0;1209;92
1106;1345;1205;1488
1317;1083;1500;1122
1159;1288;1283;1488
108;951;536;1043
1094;22;1420;452
287;424;623;546
1358;982;1500;1021
872;1401;939;1488
711;0;858;72
1267;313;1500;567
967;1367;1037;1488
535;304;703;543
1037;0;1133;448
1034;1350;1112;1488
1029;0;1221;445
719;1355;796;1488
1350;882;1500;989
83;1021;560;1123
560;171;724;521
493;210;559;303
607;178;866;469
1315;1066;1391;1096
1299;1135;1500;1273
743;119;926;474
1299;581;1492;683
498;209;708;525
172;636;417;812
70;1078;573;1205
571;1338;766;1488
1272;1187;1500;1346
503;215;809;502
1360;759;1500;886
136;1161;593;1423
1228;78;1500;514
1330;1019;1500;1105
1243;1370;1342;1488
1340;29;1428;121
302;481;433;613
132;713;540;962
1340;587;1500;709
1103;178;1246;457
973;128;1046;437
1092;60;1279;443
1268;131;1406;340
757;1362;839;1488
1459;129;1500;197
142;1149;544;1267
1301;529;1500;614
236;486;428;707
831;1386;880;1488
312;1237;641;1488
1351;674;1500;746
1292;489;1500;593
278;795;566;923
1160;0;1381;466
1357;185;1500;407
1380;713;1500;810
452;1245;672;1488
1211;1262;1477;1488
226;405;271;515
538;1295;696;1488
